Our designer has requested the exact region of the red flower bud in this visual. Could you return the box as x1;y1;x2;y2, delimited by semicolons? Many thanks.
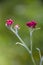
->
14;24;20;29
6;19;13;26
26;20;37;28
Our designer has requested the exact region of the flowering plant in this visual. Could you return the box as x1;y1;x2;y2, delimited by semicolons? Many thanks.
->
5;19;43;65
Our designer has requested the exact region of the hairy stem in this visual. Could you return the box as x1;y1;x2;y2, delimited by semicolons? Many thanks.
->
10;27;31;54
31;53;36;65
40;56;43;65
30;28;36;65
36;48;43;65
30;29;32;52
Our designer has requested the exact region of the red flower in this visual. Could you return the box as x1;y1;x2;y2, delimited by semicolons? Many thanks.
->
26;20;37;28
6;19;13;26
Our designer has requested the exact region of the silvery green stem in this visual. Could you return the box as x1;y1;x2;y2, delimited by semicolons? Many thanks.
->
10;27;31;54
16;42;31;54
5;25;31;54
36;48;43;65
36;48;41;60
31;54;36;65
29;28;36;65
30;29;32;52
15;28;18;34
11;27;36;65
40;56;43;65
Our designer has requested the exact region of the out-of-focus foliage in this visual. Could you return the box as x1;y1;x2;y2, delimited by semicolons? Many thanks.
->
0;0;43;65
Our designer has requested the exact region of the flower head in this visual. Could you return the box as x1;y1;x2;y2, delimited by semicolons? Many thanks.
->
26;20;37;28
6;19;13;26
14;24;20;29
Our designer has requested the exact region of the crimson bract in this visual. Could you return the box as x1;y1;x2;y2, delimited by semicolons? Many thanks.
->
6;19;13;26
26;20;37;28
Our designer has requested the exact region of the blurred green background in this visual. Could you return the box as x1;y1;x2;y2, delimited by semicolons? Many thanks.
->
0;0;43;65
